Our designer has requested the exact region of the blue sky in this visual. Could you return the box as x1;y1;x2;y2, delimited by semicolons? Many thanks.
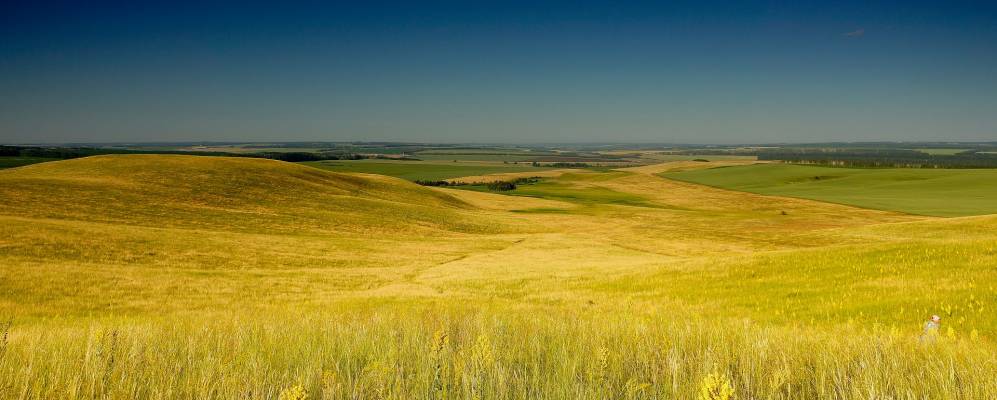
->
2;1;996;143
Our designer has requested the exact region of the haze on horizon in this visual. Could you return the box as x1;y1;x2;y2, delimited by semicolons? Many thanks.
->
2;1;996;145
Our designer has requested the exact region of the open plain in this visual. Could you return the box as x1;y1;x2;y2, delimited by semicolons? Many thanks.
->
2;154;996;398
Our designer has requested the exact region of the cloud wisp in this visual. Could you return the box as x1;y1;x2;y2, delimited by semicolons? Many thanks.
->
844;28;865;38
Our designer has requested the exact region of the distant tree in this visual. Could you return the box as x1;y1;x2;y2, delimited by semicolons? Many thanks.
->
414;180;453;187
549;162;590;168
758;149;997;168
487;181;516;191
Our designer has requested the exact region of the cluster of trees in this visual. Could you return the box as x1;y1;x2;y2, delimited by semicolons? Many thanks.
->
0;145;234;159
254;152;365;162
415;177;541;191
547;162;591;168
413;180;459;187
0;146;23;156
528;161;592;168
758;149;997;168
486;181;517;191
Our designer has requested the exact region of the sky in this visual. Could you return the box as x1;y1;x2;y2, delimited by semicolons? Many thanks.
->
2;1;996;144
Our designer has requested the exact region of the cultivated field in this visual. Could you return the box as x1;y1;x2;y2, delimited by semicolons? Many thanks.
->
1;155;996;399
663;163;997;217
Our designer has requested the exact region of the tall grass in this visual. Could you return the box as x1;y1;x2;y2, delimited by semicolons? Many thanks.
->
3;305;995;399
5;156;997;399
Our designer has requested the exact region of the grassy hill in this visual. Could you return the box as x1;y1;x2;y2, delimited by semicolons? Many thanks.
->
0;155;499;234
3;156;997;398
661;163;997;216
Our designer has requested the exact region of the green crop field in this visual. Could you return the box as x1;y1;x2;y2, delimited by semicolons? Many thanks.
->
913;148;970;155
3;155;997;399
662;163;997;217
411;153;542;162
301;159;551;181
639;153;758;162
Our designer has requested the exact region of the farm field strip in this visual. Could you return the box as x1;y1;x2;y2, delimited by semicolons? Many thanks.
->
661;163;997;217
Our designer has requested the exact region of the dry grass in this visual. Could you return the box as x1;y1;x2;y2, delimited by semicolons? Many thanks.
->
2;155;995;398
442;168;579;184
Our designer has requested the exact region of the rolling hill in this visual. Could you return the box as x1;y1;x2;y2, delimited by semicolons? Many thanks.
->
0;155;495;234
3;156;997;398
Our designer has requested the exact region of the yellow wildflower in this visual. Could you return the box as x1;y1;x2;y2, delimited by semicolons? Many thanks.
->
278;384;308;400
699;370;734;400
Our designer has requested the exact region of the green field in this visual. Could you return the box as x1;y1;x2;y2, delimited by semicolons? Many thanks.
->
3;155;997;398
912;148;970;155
639;153;758;162
662;163;997;217
301;159;550;181
0;156;58;169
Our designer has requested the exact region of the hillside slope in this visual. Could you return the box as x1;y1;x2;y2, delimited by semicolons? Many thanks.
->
4;159;997;398
0;155;496;234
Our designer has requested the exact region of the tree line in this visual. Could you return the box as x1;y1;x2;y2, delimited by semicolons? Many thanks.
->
415;177;541;191
0;145;374;163
757;149;997;168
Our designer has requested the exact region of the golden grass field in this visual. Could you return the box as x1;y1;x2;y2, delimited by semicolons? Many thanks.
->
1;155;995;399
